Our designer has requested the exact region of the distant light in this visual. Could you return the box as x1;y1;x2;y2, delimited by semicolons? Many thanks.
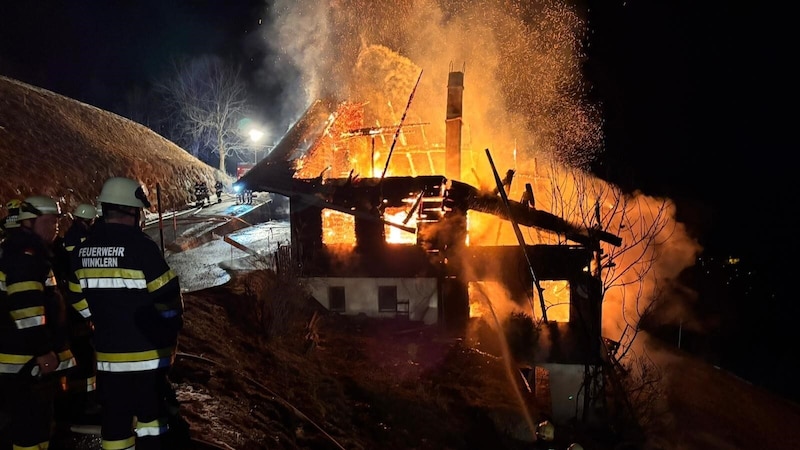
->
249;129;264;142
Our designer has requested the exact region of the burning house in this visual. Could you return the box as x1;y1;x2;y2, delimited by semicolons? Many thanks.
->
236;69;622;423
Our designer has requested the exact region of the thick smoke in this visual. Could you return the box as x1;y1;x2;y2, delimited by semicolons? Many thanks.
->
258;0;602;170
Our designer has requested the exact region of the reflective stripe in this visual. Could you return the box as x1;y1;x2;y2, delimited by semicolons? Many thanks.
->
10;305;45;320
135;417;168;437
147;269;177;293
101;435;136;450
65;245;76;251
0;271;5;291
10;306;47;329
45;271;57;287
71;298;92;318
7;280;44;294
61;375;97;392
55;350;76;371
96;347;175;373
15;315;46;329
12;440;49;449
0;353;31;374
80;278;147;290
76;268;147;290
69;281;83;293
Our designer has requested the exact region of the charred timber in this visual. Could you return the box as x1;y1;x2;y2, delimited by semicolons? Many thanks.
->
447;180;622;248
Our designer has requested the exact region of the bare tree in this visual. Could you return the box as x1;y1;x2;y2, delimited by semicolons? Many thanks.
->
531;158;688;435
157;56;253;172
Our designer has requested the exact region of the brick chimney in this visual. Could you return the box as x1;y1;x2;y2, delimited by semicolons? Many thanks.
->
445;70;464;181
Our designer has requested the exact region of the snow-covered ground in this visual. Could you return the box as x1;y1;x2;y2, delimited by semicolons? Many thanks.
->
165;219;290;293
147;196;291;293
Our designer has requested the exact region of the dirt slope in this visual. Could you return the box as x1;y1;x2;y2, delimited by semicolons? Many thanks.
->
0;76;220;214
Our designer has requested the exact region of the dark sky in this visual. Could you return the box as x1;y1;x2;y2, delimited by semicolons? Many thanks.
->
0;0;791;261
584;2;792;259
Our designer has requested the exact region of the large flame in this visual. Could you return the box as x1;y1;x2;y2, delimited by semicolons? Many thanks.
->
262;0;702;345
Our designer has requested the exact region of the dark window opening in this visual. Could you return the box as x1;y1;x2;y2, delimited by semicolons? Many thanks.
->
378;285;398;312
329;286;345;312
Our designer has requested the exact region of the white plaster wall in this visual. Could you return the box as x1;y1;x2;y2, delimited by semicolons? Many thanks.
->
539;363;587;423
305;277;438;324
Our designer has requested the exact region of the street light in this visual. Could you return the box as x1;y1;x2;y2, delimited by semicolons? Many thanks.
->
249;128;265;163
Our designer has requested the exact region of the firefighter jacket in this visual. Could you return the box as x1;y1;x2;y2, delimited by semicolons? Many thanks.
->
0;227;76;375
68;221;183;373
63;219;92;253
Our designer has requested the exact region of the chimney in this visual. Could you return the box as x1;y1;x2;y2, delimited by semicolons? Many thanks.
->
445;70;464;181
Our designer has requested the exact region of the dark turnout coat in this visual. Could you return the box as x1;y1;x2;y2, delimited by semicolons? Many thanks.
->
0;227;76;375
68;222;183;373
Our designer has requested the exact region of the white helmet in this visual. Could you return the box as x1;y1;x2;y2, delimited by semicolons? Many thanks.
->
4;199;22;228
98;177;151;208
73;203;98;220
17;196;61;221
536;420;555;441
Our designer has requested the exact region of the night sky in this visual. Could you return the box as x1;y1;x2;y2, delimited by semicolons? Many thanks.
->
0;1;790;261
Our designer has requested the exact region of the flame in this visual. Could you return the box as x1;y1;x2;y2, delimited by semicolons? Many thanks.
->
532;280;570;322
322;209;355;245
383;207;417;244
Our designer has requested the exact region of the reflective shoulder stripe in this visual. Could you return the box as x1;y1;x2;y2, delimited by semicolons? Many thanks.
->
147;269;177;293
101;435;136;450
135;417;169;437
7;280;44;294
65;245;76;251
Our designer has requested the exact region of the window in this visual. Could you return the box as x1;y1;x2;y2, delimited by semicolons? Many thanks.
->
329;286;345;312
378;285;398;312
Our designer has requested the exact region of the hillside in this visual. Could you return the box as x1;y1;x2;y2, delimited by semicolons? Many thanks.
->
0;76;221;214
3;76;800;450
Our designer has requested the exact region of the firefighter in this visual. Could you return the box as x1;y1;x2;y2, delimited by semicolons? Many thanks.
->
64;203;97;252
194;179;209;207
0;195;77;449
214;180;224;203
55;202;100;424
1;198;22;241
69;177;184;450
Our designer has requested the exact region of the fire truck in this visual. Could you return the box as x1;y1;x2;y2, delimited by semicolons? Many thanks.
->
236;162;255;179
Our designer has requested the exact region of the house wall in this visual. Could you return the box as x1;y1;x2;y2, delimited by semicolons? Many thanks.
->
305;277;439;324
538;363;595;423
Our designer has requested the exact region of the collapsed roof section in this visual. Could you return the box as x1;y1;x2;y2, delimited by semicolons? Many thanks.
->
234;98;621;249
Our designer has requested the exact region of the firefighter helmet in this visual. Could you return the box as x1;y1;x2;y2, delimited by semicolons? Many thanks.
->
4;199;22;228
536;420;555;441
17;196;61;221
568;444;584;450
98;177;151;208
73;203;97;220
